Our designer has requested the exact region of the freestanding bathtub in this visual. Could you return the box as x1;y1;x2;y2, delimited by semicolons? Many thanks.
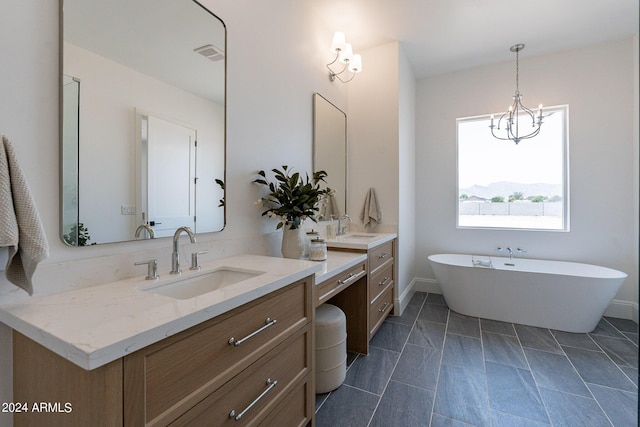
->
427;254;627;333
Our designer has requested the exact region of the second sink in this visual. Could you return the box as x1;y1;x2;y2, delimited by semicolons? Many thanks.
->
139;267;265;300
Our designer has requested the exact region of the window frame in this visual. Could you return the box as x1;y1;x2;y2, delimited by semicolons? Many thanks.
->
456;104;570;232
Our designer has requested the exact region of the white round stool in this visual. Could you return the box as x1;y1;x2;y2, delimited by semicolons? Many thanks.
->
315;303;347;393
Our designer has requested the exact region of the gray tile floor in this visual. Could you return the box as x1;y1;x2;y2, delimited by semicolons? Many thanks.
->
315;292;638;427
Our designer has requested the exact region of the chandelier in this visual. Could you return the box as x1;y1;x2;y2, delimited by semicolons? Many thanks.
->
490;43;543;144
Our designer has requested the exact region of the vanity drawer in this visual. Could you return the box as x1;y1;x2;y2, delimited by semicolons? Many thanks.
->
368;262;393;303
258;379;312;427
369;284;393;337
168;326;311;427
368;241;393;273
124;278;311;426
315;261;366;306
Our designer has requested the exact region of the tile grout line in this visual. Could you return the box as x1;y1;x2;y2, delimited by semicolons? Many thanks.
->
591;317;639;387
583;318;638;425
510;324;555;426
315;347;363;414
365;293;428;427
428;300;450;427
546;324;615;426
316;294;637;426
477;317;493;427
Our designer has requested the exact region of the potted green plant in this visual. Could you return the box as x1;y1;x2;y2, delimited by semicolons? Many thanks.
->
254;166;328;258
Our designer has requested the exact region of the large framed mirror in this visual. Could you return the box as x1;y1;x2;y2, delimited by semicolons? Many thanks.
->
61;0;226;246
313;93;347;218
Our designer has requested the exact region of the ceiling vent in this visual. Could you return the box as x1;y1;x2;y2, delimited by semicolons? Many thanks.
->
193;44;225;62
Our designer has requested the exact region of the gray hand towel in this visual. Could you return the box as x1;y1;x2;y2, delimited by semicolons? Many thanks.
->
320;193;340;220
360;188;381;231
0;135;49;295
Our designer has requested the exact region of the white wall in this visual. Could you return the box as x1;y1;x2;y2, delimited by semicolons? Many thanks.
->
347;41;417;314
397;46;417;312
416;38;639;320
347;42;400;229
0;0;347;422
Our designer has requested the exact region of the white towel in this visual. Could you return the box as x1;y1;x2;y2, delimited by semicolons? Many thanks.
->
360;188;381;231
472;257;493;268
0;135;49;295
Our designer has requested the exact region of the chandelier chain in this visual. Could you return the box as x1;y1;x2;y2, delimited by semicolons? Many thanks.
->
515;48;519;94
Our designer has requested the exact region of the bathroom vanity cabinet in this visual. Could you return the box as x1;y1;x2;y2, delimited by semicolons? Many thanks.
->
319;234;396;354
12;277;315;427
366;240;395;337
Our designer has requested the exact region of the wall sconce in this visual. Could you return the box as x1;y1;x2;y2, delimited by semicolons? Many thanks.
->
326;32;362;83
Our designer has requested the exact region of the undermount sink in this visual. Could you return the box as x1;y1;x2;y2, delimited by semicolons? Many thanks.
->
346;234;376;239
140;267;265;300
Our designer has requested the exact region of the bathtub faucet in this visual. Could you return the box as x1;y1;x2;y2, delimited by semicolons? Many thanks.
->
497;246;513;259
497;247;526;259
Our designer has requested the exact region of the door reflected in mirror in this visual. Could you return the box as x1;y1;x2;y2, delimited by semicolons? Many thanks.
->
61;0;226;246
313;93;347;218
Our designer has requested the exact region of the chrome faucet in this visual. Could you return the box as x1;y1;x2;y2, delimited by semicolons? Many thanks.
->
135;259;159;280
171;226;196;274
134;224;155;239
497;246;512;259
506;247;514;259
497;246;526;260
337;214;352;236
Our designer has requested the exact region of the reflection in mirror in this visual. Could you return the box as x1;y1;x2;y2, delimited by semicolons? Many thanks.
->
61;0;225;245
61;75;80;245
313;94;347;219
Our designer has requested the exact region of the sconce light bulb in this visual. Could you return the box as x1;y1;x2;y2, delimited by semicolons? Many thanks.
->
330;32;346;53
348;54;362;73
338;43;353;64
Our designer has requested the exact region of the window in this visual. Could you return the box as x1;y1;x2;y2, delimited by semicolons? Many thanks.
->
457;105;569;231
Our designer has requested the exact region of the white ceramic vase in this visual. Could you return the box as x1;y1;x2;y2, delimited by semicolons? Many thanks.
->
281;226;305;259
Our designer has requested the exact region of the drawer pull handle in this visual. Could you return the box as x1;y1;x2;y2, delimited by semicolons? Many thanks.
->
228;318;277;347
338;270;365;285
378;302;391;313
378;276;391;286
378;252;390;259
229;378;278;421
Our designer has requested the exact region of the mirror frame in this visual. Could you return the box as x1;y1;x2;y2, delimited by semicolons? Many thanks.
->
313;93;347;218
59;0;227;246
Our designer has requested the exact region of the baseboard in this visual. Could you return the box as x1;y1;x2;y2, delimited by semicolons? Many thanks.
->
413;277;442;294
395;279;416;315
604;299;639;322
395;278;442;316
410;277;638;322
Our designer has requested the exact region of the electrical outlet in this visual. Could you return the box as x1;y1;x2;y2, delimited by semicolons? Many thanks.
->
121;205;136;215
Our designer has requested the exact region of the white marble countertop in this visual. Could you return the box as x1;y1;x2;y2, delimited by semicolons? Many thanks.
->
314;250;368;284
0;254;322;371
324;232;397;250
